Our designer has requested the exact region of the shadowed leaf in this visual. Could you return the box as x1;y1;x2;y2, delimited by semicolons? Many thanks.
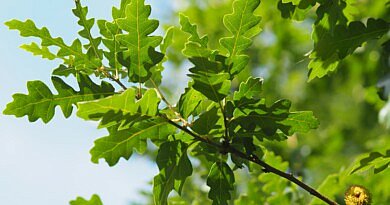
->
188;56;231;102
309;18;389;81
153;141;192;205
178;81;207;118
232;99;319;139
207;161;235;205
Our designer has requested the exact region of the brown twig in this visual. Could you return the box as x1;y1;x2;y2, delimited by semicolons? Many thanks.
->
97;66;127;90
151;79;189;126
160;115;339;205
219;99;230;141
226;146;339;205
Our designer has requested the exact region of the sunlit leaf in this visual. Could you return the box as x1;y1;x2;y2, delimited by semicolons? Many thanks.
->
73;0;103;60
115;0;164;82
220;0;261;76
281;0;301;5
160;26;175;53
145;26;175;88
90;118;176;166
233;77;263;106
180;14;211;57
20;42;56;60
97;0;131;76
351;150;390;174
5;19;101;71
69;194;103;205
3;74;115;123
77;88;160;121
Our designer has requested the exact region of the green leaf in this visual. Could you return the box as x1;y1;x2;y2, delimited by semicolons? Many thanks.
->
232;99;319;138
145;26;175;88
231;136;259;169
206;161;235;205
3;74;115;123
115;0;164;82
307;53;340;81
98;19;124;74
153;141;193;205
69;194;103;205
191;142;221;164
351;150;390;174
5;19;101;71
308;18;389;80
315;18;388;59
73;0;103;60
233;77;263;104
91;118;176;166
97;0;130;75
180;14;211;57
77;88;160;121
188;56;231;102
192;107;221;135
282;0;301;5
160;26;174;53
277;0;314;21
52;64;77;77
220;0;262;76
77;88;171;165
178;82;207;118
112;0;132;20
20;42;56;60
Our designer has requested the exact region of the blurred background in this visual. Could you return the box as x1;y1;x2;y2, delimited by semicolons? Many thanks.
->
1;0;389;204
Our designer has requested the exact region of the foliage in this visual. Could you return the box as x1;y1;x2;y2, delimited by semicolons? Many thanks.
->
3;0;390;204
69;194;103;205
351;149;390;175
3;74;115;123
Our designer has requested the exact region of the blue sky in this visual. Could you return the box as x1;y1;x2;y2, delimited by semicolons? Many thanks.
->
0;0;177;204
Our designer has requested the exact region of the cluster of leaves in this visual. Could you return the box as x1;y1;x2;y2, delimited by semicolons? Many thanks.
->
276;1;390;200
278;0;389;81
4;0;390;204
168;0;390;204
4;0;320;204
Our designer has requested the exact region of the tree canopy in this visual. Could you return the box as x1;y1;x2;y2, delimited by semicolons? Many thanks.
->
3;0;390;204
